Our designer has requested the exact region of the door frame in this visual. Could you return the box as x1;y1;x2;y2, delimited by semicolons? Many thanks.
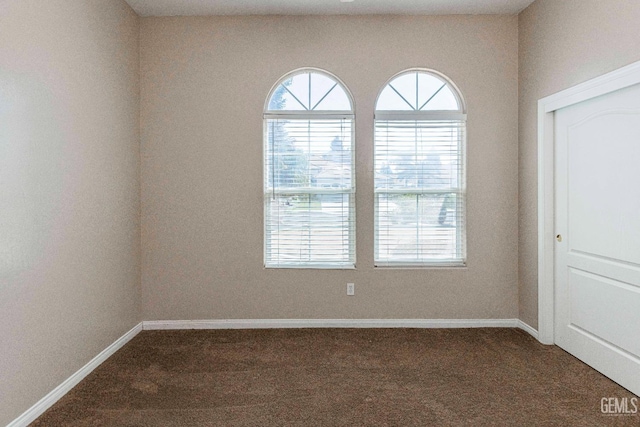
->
537;60;640;344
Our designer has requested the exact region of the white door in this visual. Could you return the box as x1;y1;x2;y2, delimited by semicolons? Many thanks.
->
555;82;640;396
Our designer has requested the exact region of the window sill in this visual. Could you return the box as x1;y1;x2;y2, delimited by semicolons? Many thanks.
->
264;264;356;270
374;262;466;269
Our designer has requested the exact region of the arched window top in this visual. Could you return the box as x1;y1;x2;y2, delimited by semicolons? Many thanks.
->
376;69;464;113
266;69;353;113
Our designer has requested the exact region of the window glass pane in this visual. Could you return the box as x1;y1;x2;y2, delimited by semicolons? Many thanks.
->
376;71;460;111
268;72;351;111
313;86;351;111
269;82;305;110
376;193;463;263
308;72;350;110
377;85;414;110
417;72;446;110
421;85;458;110
388;72;418;109
265;193;354;266
286;73;311;109
374;120;462;191
266;119;352;191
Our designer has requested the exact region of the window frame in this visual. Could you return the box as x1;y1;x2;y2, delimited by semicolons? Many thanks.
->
263;68;356;269
373;68;467;268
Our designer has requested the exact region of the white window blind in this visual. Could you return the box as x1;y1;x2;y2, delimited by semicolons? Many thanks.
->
264;70;355;268
374;70;466;267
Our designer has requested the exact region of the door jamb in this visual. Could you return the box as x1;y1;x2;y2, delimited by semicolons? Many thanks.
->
537;60;640;344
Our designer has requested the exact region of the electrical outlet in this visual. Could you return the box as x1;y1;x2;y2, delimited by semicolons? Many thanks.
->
347;283;355;296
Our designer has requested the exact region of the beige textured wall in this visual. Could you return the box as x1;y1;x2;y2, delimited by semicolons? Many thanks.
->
518;0;640;328
0;0;140;424
141;15;519;321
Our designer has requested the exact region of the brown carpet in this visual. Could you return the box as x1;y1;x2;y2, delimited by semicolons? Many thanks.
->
32;328;638;426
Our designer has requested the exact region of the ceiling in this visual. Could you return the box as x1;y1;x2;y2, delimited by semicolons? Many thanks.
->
125;0;536;17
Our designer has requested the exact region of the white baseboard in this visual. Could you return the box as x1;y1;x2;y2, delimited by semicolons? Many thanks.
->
7;322;143;427
143;318;532;331
516;320;539;340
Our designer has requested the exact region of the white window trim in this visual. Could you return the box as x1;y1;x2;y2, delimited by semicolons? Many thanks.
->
373;69;467;268
263;68;356;269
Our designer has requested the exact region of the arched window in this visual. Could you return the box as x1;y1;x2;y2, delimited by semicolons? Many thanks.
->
264;69;355;268
374;69;466;266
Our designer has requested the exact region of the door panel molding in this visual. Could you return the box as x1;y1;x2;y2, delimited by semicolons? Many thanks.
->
537;59;640;345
